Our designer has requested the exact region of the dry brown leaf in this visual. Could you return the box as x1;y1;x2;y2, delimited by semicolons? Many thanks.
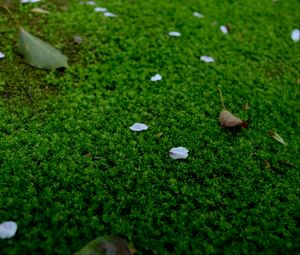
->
219;110;244;127
218;87;248;128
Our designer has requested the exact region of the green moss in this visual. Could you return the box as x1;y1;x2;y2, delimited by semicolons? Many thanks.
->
0;0;299;254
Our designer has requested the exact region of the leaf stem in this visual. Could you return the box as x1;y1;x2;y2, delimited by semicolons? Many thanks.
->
2;5;21;28
218;86;226;110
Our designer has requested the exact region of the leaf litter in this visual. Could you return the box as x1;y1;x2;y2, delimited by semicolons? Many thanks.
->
18;27;68;69
74;236;133;255
218;87;248;128
31;7;50;14
268;131;287;145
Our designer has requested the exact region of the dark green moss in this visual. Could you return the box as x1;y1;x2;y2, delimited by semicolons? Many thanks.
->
0;0;299;254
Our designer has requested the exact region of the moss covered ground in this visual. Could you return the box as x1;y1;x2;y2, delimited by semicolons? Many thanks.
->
0;0;299;254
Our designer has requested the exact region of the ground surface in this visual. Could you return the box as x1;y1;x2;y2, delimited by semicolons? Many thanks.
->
0;0;299;254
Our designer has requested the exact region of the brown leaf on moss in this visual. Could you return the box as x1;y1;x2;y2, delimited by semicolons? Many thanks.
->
219;110;247;128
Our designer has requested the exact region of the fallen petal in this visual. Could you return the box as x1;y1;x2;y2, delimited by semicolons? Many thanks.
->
0;221;17;239
291;29;300;42
268;131;287;145
80;1;96;5
200;56;215;63
130;123;149;131
150;74;162;81
193;12;204;18
21;0;40;3
73;35;84;44
94;7;107;12
168;31;181;37
220;25;228;34
0;52;5;59
169;147;189;159
103;12;117;17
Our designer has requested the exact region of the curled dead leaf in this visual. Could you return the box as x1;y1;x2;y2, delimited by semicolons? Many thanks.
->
219;110;248;128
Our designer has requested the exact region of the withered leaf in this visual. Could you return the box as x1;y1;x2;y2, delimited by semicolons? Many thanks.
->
219;110;247;128
74;236;131;255
268;131;287;145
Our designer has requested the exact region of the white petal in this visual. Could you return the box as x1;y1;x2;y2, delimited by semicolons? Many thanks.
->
200;56;215;63
0;52;5;59
193;12;204;18
21;0;40;3
0;221;17;239
169;147;189;159
80;1;96;5
103;12;117;17
150;74;162;81
168;31;181;37
130;123;149;131
291;29;300;42
220;25;228;34
94;7;107;12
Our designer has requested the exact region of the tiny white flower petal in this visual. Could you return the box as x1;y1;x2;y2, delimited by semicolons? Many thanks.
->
103;12;117;17
81;1;96;5
193;12;204;18
130;123;149;131
168;31;181;37
220;25;228;34
291;29;300;42
169;147;189;159
0;52;5;59
0;221;17;239
94;7;107;12
150;74;162;82
21;0;40;3
200;56;215;63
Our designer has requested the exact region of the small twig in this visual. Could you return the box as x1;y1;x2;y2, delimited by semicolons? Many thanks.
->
2;5;21;28
218;86;226;110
